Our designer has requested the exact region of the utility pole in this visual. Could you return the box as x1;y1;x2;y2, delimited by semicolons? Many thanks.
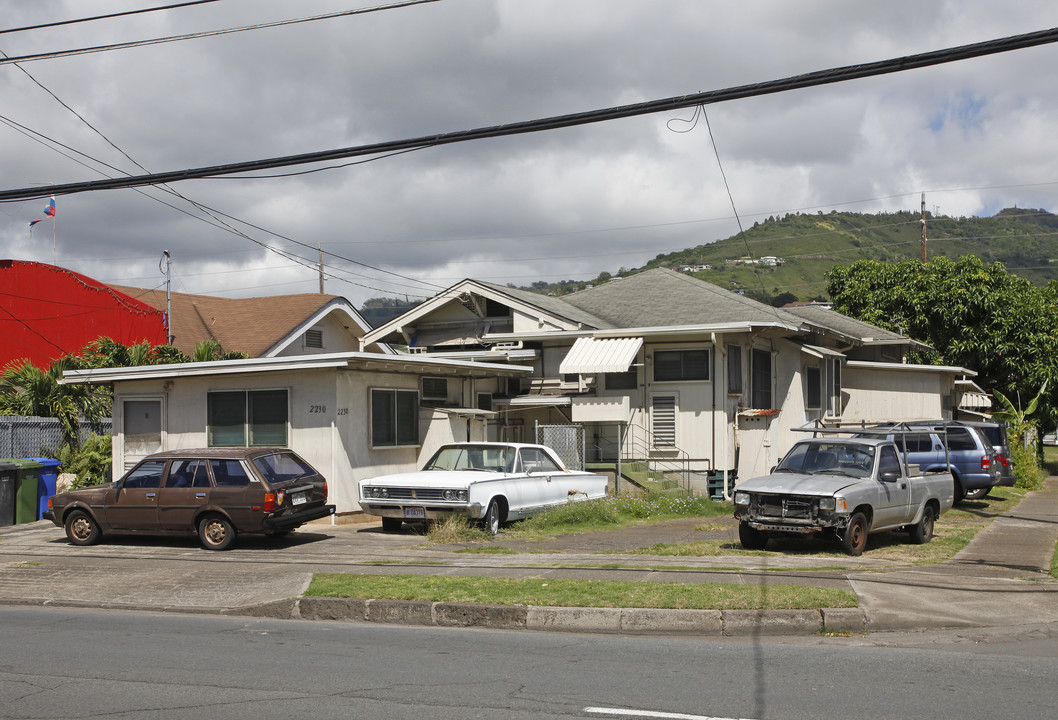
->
920;192;928;263
161;250;172;344
318;244;324;293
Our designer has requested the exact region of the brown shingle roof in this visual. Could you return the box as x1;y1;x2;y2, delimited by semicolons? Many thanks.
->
109;286;361;357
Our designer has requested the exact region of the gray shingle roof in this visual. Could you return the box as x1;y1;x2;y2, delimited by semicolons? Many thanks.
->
782;305;920;345
559;268;804;328
474;280;614;329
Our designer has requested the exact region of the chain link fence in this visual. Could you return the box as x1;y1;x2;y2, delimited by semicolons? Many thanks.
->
0;415;112;458
535;422;585;470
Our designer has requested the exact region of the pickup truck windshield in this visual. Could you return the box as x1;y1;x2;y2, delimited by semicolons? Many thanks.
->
776;442;875;478
424;445;517;472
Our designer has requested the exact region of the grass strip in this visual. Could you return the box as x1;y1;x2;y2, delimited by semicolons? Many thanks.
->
306;572;856;610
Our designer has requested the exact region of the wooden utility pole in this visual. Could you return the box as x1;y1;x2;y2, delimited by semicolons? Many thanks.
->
318;244;325;293
920;192;928;262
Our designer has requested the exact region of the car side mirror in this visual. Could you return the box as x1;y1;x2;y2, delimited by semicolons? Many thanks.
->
769;465;777;474
879;471;899;483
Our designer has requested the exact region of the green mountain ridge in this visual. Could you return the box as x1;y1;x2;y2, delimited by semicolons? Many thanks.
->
518;207;1058;303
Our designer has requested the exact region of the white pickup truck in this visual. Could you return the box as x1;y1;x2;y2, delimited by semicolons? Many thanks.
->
358;442;608;534
732;434;955;555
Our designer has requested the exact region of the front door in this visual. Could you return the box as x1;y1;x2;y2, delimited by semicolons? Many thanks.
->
106;460;165;531
874;445;911;528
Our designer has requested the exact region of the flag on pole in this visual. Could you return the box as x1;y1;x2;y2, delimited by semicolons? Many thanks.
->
29;197;56;228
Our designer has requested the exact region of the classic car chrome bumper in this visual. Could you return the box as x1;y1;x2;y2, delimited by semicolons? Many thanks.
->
359;501;485;522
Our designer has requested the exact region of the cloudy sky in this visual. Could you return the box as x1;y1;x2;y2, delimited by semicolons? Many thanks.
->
2;0;1058;307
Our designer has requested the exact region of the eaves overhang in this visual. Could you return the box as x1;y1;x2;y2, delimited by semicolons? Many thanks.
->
60;351;533;385
482;320;804;343
845;360;976;376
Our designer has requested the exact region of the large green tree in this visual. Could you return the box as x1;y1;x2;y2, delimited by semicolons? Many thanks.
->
825;256;1058;432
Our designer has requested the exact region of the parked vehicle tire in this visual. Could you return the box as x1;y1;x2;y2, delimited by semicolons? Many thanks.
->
738;521;769;550
65;509;101;547
953;477;967;504
909;505;935;544
964;487;989;500
381;517;403;533
198;514;237;551
482;499;502;535
841;512;869;556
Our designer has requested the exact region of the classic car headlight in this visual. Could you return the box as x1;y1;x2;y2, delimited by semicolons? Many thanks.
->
734;491;751;507
440;489;468;501
365;487;389;499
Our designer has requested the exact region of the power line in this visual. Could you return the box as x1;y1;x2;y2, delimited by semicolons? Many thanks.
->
0;0;442;66
0;1;222;35
4;25;1058;202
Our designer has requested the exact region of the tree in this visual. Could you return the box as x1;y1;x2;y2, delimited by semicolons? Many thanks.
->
0;356;107;449
825;256;1058;433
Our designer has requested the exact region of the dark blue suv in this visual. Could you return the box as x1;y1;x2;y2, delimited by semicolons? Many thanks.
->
867;423;999;502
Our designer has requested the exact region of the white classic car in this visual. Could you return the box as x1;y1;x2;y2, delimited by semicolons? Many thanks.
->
358;442;608;534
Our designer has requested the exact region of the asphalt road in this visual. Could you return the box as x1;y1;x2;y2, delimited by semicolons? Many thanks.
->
3;605;1058;720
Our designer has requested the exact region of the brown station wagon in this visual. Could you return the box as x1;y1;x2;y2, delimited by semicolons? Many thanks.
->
43;448;335;550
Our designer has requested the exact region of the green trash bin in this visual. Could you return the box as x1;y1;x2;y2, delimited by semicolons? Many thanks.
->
0;459;42;525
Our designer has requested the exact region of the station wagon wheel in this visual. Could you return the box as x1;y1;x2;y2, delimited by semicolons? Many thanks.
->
909;505;935;544
381;517;403;533
65;509;101;546
841;512;869;556
483;499;502;535
198;514;236;551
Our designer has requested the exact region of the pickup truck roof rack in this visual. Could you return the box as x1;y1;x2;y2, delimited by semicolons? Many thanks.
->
792;421;956;472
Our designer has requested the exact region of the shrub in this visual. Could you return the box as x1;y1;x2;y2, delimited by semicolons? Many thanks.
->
55;434;113;490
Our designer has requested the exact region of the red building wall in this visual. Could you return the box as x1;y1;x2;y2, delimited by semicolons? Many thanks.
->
0;260;167;370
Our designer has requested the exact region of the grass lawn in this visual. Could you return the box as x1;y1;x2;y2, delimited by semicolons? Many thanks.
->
305;573;856;610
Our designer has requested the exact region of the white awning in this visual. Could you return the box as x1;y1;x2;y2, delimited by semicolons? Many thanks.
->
559;337;643;375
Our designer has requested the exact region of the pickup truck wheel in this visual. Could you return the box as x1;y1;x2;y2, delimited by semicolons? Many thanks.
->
381;517;403;533
483;499;502;535
65;509;101;546
198;514;236;551
738;521;769;550
909;506;935;544
841;512;869;556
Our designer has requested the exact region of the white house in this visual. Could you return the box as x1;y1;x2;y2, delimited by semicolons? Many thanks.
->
362;268;980;496
61;352;532;515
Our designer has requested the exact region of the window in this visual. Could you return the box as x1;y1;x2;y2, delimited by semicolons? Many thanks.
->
605;370;637;390
371;388;419;447
653;349;709;382
304;329;323;349
727;345;742;395
123;461;165;488
207;390;288;447
651;395;677;447
519;447;561;473
750;349;772;409
826;357;842;416
476;393;493;411
166;460;210;488
879;446;901;476
805;366;822;409
210;459;251;487
421;377;448;406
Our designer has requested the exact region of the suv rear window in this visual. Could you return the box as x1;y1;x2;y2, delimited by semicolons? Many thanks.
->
944;428;977;451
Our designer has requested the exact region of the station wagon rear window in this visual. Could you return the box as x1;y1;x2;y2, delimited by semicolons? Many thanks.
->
252;452;317;483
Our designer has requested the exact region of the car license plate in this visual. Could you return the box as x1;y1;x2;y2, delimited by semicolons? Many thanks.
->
292;492;307;506
404;506;426;519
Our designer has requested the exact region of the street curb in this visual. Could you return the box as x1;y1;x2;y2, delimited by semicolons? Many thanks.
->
228;596;872;636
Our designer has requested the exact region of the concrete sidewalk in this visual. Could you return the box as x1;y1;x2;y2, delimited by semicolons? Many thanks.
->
1;480;1057;636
